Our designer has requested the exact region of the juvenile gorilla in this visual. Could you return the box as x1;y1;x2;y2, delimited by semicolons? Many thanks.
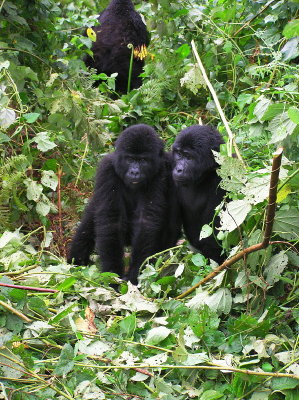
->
68;124;180;284
172;125;226;264
85;0;150;92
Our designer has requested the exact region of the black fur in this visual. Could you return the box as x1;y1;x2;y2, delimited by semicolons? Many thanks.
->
172;125;226;264
85;0;150;92
68;124;181;284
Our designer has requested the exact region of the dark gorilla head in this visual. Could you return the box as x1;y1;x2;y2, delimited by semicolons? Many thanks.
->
172;125;224;184
113;124;164;187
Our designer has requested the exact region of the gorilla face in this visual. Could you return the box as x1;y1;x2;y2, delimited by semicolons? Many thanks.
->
113;124;164;188
120;153;156;187
172;125;223;185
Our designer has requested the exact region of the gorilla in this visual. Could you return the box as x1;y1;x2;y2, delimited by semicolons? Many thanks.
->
68;124;181;284
85;0;150;93
172;125;226;264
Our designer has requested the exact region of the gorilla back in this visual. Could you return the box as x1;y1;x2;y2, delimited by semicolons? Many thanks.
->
85;0;150;92
172;125;226;264
68;124;180;284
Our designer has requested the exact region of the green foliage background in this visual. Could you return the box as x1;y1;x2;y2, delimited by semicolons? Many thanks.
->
0;0;298;399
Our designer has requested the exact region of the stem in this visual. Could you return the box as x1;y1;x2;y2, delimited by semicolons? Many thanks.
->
0;283;58;293
0;300;32;322
191;40;243;162
127;44;134;93
29;362;299;380
262;147;283;247
0;265;37;276
57;167;63;242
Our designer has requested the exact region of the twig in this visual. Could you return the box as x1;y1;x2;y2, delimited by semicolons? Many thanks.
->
262;147;284;247
0;283;58;293
176;148;283;300
0;265;37;276
127;44;134;94
30;361;299;380
190;40;243;162
57;167;63;241
270;241;299;255
233;0;277;37
0;300;32;323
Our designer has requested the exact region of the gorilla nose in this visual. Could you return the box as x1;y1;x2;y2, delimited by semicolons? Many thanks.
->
129;170;140;178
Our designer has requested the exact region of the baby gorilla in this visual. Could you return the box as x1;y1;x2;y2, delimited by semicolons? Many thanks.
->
172;125;226;264
68;124;180;284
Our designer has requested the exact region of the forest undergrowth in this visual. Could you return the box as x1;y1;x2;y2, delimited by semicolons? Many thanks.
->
0;0;298;399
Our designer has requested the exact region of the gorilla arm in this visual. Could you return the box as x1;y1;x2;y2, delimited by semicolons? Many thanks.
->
93;156;125;276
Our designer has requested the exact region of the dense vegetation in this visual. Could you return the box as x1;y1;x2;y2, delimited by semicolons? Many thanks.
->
0;0;298;399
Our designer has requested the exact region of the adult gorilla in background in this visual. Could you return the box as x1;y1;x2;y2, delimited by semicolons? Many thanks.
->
172;125;226;264
68;124;181;284
85;0;150;92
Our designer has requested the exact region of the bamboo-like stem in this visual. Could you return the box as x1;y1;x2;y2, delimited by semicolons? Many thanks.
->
190;40;243;162
0;265;37;276
262;147;283;247
29;362;299;380
176;148;283;300
0;300;32;322
0;283;58;293
127;43;134;93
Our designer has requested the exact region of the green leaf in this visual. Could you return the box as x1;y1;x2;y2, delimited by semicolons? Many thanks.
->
262;362;273;372
34;132;57;152
199;225;213;240
236;93;253;111
191;253;206;267
0;132;11;143
281;37;299;61
36;200;51;216
261;103;288;121
54;343;74;376
271;377;299;390
28;297;51;318
264;252;288;285
0;349;24;378
41;170;58;190
145;326;171;345
218;156;247;192
268;112;297;144
23;112;40;123
175;43;191;59
0;108;16;129
253;96;272;122
223;41;233;53
119;313;136;337
287;107;299;124
24;179;43;202
220;199;252;232
200;389;224;400
273;209;299;241
206;288;232;314
283;19;299;39
57;277;77;291
51;304;77;324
